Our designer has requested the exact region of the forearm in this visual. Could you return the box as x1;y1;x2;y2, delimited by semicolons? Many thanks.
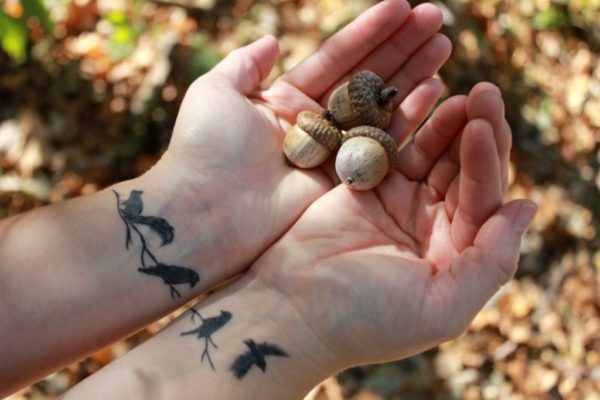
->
0;165;241;395
60;273;339;400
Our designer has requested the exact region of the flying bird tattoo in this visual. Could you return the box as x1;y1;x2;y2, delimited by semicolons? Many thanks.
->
180;309;232;370
230;339;289;380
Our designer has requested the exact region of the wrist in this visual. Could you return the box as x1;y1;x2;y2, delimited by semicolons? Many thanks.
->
172;273;342;399
62;273;340;400
231;273;342;394
131;160;238;292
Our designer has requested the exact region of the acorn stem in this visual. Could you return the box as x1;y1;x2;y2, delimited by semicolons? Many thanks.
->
379;87;398;107
322;109;334;122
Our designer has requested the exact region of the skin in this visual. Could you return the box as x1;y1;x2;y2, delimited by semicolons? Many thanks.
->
0;1;454;396
61;83;536;400
253;94;530;366
159;1;453;282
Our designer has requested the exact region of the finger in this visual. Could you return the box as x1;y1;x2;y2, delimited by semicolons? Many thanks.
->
263;37;448;126
260;80;322;124
444;174;459;217
466;83;512;193
451;119;503;251
279;0;411;100
318;3;444;104
443;84;508;214
211;35;280;95
388;78;445;144
432;200;537;337
387;33;452;107
396;95;468;181
429;124;465;207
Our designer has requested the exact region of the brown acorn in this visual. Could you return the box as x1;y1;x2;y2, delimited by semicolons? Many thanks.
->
335;126;398;191
283;110;342;169
327;70;398;131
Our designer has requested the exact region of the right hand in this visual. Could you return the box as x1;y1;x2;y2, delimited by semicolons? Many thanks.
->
249;84;536;368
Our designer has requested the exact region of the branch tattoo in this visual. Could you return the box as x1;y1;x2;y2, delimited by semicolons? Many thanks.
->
181;309;233;370
114;191;288;377
181;308;288;379
113;190;199;299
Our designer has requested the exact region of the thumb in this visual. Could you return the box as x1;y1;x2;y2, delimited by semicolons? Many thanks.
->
472;199;537;284
439;199;537;333
211;35;280;94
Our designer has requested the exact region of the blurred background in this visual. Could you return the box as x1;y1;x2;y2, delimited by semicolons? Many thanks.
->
1;0;599;398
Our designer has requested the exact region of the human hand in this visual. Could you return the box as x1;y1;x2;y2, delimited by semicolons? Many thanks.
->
58;88;537;400
248;83;537;369
151;0;451;286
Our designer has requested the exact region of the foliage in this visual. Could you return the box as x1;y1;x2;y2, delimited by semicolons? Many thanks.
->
533;6;570;30
1;0;599;398
0;9;28;63
105;10;140;61
0;0;53;63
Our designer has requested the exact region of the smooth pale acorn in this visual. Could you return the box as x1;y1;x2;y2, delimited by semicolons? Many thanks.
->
283;110;342;169
327;70;398;131
335;126;398;191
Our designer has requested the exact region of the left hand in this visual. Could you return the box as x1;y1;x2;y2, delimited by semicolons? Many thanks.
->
153;1;451;285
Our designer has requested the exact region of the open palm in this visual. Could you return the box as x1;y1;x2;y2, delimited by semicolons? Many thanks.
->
251;84;536;368
158;0;451;281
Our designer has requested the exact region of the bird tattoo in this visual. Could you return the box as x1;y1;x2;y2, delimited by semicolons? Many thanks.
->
138;263;199;299
114;190;174;249
230;339;289;380
118;190;144;219
113;189;199;299
114;190;143;249
180;309;232;369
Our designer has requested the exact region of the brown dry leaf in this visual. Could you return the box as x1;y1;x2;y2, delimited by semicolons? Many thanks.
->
89;347;114;368
5;0;600;398
522;361;560;394
2;110;51;178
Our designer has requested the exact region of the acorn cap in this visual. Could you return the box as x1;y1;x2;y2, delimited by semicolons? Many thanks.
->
347;71;397;128
343;126;398;168
296;110;342;151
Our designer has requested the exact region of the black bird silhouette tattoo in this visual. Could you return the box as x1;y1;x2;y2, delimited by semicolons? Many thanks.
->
230;339;289;379
113;190;199;299
115;190;143;248
138;264;200;299
114;190;174;249
180;309;232;369
120;189;144;217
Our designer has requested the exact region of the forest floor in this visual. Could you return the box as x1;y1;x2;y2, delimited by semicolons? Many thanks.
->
1;0;599;399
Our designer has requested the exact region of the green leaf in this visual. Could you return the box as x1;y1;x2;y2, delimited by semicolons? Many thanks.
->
533;6;570;30
0;10;28;63
109;25;137;60
21;0;54;32
188;34;221;80
113;25;135;43
105;11;139;60
106;10;128;26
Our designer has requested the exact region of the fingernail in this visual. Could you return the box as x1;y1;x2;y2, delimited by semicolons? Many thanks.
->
513;202;537;235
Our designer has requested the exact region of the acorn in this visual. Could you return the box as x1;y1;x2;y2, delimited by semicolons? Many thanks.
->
335;126;398;191
327;70;398;131
283;110;342;169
